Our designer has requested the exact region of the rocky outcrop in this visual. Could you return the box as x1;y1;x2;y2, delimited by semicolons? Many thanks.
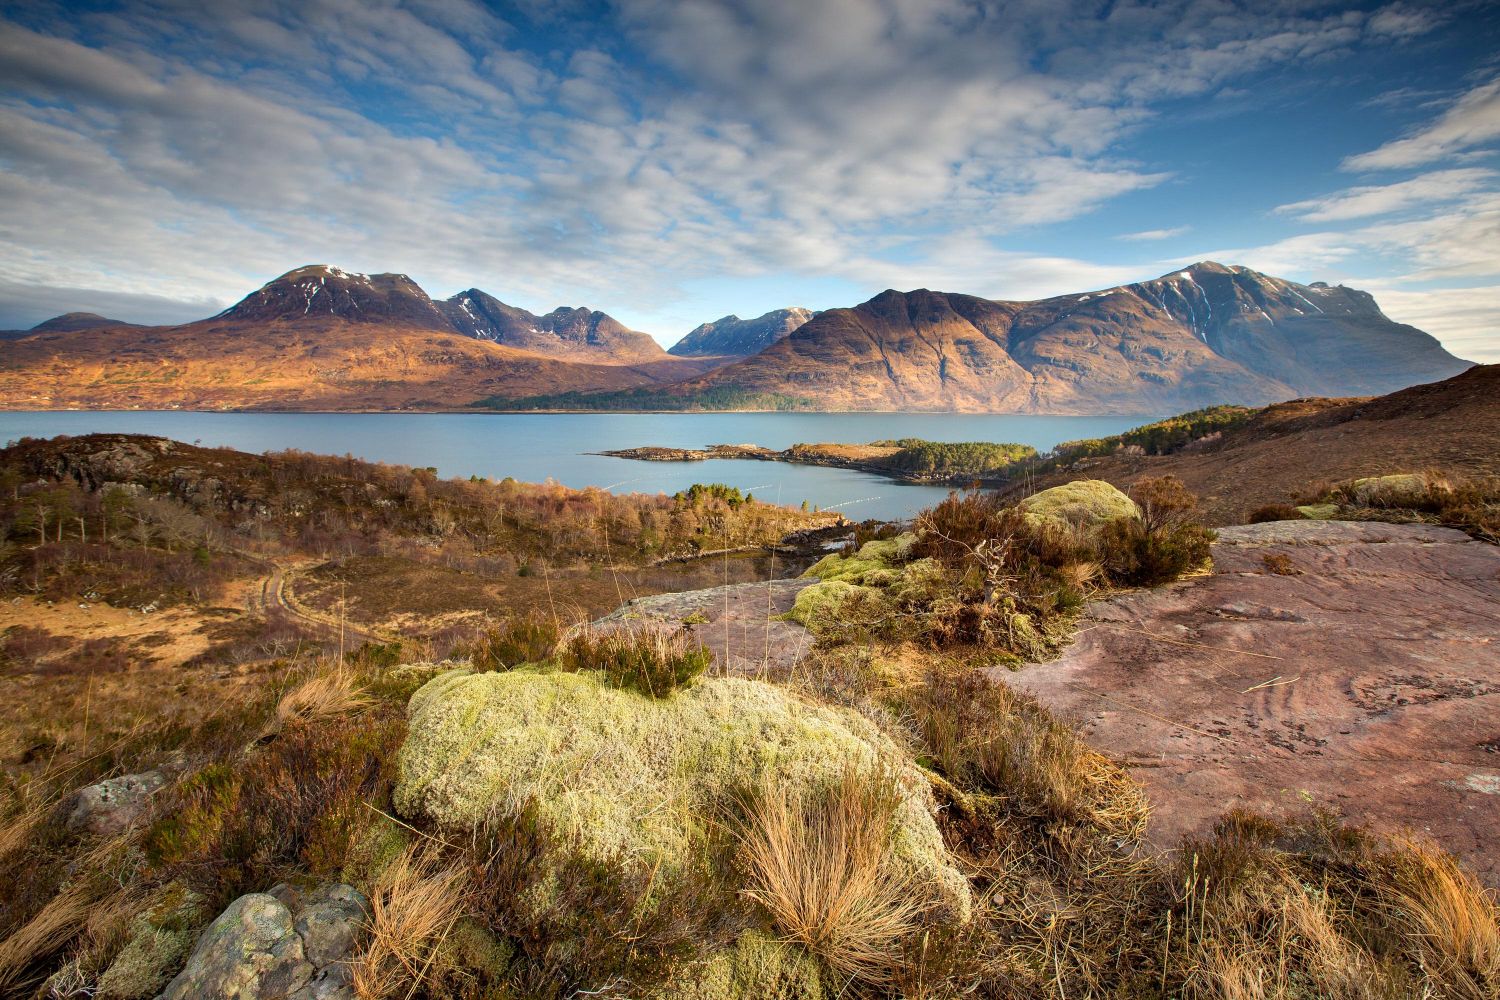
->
66;770;166;838
589;579;816;676
157;883;369;1000
1004;520;1500;885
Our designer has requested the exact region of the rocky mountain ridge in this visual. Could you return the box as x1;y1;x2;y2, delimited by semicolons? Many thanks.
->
0;261;1473;412
667;307;815;358
667;261;1470;413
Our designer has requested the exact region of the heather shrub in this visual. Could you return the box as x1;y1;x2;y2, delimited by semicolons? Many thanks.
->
1248;502;1305;523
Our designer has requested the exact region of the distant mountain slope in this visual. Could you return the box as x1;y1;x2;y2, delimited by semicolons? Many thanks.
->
439;288;667;363
0;265;716;410
1;312;140;341
668;308;814;358
217;265;670;364
1000;364;1500;524
214;265;454;330
665;262;1470;413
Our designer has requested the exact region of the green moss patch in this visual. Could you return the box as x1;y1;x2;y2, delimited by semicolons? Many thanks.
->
394;669;970;922
1018;479;1140;529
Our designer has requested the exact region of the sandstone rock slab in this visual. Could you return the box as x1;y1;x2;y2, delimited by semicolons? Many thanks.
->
1004;520;1500;884
589;578;816;676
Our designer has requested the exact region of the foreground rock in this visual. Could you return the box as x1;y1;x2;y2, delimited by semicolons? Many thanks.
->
1005;520;1500;884
394;669;970;919
158;883;368;1000
589;578;818;675
67;770;167;837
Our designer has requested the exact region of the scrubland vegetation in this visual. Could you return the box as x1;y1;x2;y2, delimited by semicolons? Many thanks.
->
787;476;1212;661
1241;470;1500;543
0;435;1494;999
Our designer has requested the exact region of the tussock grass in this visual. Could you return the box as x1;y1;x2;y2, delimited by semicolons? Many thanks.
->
275;665;372;726
737;766;936;986
1377;836;1500;999
352;844;469;1000
0;798;49;861
908;668;1149;850
0;882;96;991
558;623;712;697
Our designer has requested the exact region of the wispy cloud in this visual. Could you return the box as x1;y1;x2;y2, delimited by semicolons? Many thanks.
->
1342;76;1500;171
1274;168;1497;222
0;0;1480;356
1117;226;1192;242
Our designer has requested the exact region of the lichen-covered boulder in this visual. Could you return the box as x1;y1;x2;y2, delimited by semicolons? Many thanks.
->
647;930;830;999
782;578;877;626
1295;503;1340;520
1349;473;1441;507
157;884;368;1000
801;532;917;586
1019;480;1139;529
393;669;969;921
66;770;165;838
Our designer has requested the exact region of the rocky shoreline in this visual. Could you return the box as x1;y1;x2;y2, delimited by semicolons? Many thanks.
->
594;441;1013;486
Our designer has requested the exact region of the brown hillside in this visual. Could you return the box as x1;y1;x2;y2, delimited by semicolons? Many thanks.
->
0;316;715;410
676;262;1470;413
1003;365;1500;523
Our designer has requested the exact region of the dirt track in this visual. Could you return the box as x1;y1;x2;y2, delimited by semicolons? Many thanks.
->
1005;520;1500;884
243;558;390;648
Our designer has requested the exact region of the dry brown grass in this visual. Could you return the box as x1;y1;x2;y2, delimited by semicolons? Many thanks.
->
736;766;935;987
0;798;49;861
1377;836;1500;999
0;881;98;991
351;844;470;1000
275;665;372;727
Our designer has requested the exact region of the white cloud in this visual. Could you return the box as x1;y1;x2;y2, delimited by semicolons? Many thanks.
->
1118;226;1191;241
1363;284;1500;363
1342;76;1500;171
1274;168;1498;222
0;0;1472;344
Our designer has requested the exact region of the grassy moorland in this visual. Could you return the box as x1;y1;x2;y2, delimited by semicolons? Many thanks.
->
0;434;1494;999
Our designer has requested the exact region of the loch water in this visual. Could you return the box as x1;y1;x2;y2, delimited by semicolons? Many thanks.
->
0;411;1153;521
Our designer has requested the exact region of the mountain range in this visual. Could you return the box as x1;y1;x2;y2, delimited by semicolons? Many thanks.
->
667;308;816;358
663;262;1470;412
0;262;1471;412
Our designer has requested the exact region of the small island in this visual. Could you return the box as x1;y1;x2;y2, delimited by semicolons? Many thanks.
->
597;438;1039;485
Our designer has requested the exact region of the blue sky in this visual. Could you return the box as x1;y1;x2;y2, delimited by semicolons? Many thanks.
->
0;1;1497;361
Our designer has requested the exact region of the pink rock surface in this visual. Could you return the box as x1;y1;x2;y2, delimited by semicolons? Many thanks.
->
1004;520;1500;883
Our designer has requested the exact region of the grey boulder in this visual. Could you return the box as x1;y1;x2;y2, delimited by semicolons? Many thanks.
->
156;883;369;1000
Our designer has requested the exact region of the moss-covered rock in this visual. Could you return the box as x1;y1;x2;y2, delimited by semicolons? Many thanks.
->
801;532;917;587
339;811;410;892
782;578;880;627
393;669;969;923
1295;502;1340;520
94;884;206;999
1019;479;1139;529
648;931;830;999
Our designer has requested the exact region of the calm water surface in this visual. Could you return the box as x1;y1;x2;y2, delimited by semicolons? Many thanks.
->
0;412;1153;521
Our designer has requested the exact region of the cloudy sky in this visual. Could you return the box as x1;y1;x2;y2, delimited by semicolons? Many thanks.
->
1;0;1497;360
